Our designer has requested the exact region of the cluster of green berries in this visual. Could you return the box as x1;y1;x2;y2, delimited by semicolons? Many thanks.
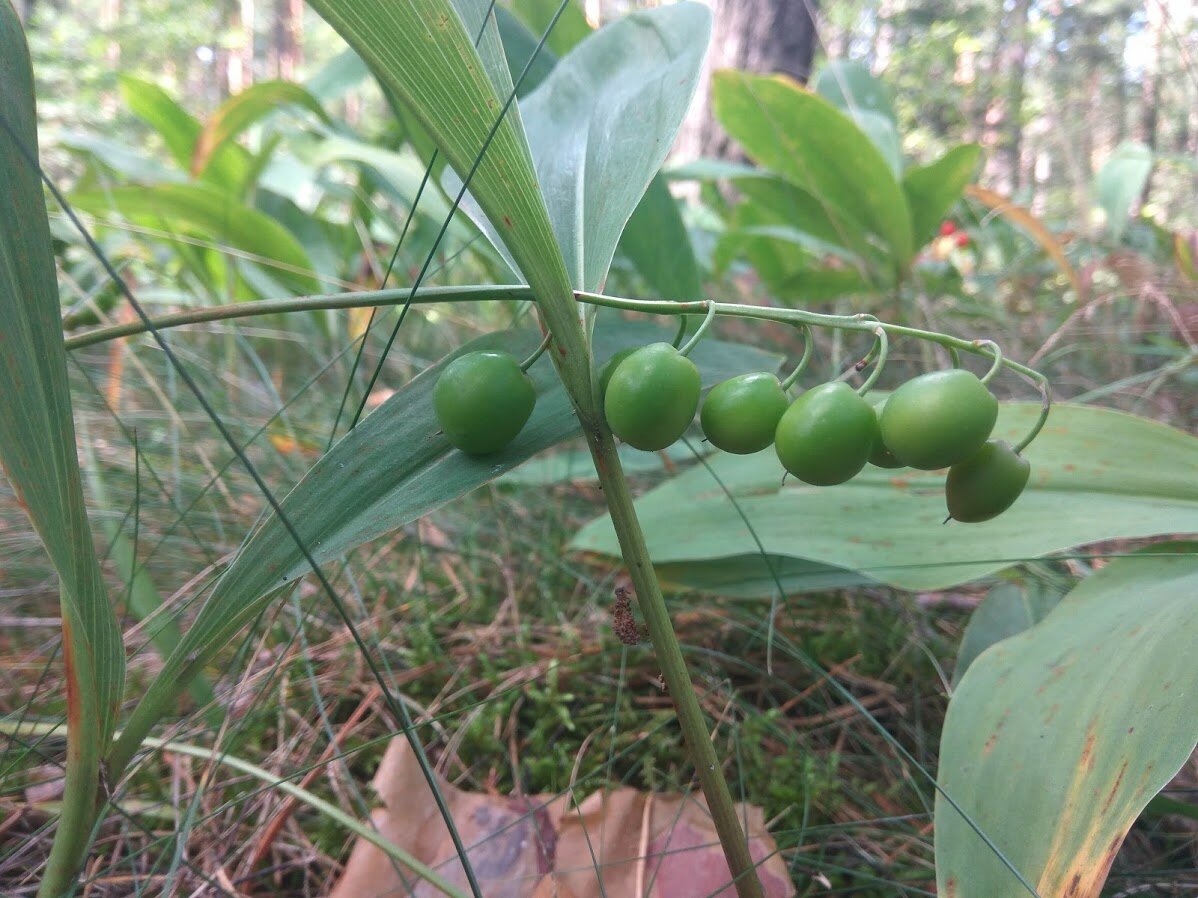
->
598;344;1030;524
432;340;1032;523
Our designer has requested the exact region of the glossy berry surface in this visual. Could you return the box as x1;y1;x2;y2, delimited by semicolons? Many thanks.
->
433;351;536;456
598;347;637;400
867;400;904;469
604;343;701;451
945;440;1031;523
774;382;876;486
880;369;998;470
700;372;789;455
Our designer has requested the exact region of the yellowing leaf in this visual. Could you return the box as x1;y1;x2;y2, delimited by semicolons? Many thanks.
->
967;184;1083;298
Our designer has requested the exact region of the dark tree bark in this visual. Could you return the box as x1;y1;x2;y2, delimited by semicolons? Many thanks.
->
271;0;304;81
675;0;821;161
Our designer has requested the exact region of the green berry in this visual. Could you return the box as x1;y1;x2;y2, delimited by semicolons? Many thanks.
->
775;382;876;486
604;343;701;451
700;372;789;455
433;350;536;456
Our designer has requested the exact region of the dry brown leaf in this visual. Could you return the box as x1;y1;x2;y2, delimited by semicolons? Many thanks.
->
552;788;794;898
330;739;559;898
328;739;794;898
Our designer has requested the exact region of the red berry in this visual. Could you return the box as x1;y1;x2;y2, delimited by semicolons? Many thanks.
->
955;232;970;248
939;221;957;237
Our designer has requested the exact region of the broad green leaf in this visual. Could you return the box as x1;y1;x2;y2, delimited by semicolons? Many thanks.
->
904;144;982;250
492;10;703;300
449;0;522;110
771;260;880;301
951;581;1061;684
733;174;883;269
510;0;592;56
304;0;585;397
712;70;913;267
1094;141;1154;242
655;555;877;598
495;5;559;97
306;47;370;102
0;1;124;741
302;134;456;225
936;552;1198;898
70;184;320;297
665;158;759;182
812;57;904;174
192;81;331;178
814;59;895;122
505;440;709;486
119;75;201;171
618;174;703;300
56;131;184;184
714;176;883;300
119;75;251;192
715;228;877;301
116;323;779;751
847;108;903;177
570;404;1198;592
471;3;711;291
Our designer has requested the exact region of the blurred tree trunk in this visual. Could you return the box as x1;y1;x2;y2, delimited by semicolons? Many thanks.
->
1002;0;1031;196
674;0;820;161
271;0;304;81
218;0;255;97
1138;0;1165;201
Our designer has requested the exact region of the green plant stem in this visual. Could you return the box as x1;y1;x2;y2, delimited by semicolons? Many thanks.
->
63;284;532;349
780;326;812;391
519;331;553;371
977;339;1003;384
855;326;888;396
67;283;1054;459
37;601;103;898
68;285;1050;392
575;292;1050;386
677;300;716;357
581;422;765;898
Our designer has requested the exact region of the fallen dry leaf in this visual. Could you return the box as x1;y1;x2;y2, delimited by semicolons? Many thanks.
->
328;739;794;898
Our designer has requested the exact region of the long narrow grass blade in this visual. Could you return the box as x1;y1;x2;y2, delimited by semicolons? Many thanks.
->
0;8;126;895
111;323;779;765
0;0;124;760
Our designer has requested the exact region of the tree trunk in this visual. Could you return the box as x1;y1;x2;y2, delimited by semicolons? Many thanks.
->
674;0;820;161
1138;0;1165;202
1002;0;1031;196
271;0;304;81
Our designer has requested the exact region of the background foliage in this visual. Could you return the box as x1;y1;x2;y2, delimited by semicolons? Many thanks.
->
2;0;1196;895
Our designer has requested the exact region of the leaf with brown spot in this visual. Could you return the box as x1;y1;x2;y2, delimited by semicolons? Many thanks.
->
935;551;1198;897
572;403;1198;594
